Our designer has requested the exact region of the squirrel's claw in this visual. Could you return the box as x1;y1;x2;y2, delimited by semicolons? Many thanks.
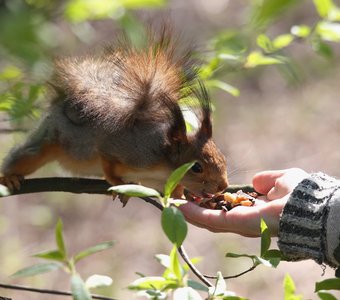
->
111;192;130;207
118;194;130;207
0;175;24;190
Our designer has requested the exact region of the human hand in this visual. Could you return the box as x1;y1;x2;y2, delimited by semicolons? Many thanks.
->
180;168;308;237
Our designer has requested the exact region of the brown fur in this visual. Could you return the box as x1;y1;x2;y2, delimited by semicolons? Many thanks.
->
0;27;228;196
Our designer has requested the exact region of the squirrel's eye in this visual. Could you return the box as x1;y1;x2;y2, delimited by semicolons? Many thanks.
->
191;162;203;173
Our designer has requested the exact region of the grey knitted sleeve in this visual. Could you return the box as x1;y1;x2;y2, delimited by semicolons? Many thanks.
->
278;172;340;269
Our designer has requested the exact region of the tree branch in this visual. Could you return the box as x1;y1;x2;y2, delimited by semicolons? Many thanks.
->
0;177;254;197
0;283;116;300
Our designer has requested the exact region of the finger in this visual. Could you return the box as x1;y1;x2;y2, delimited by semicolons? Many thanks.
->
266;184;290;200
252;170;286;194
179;202;261;237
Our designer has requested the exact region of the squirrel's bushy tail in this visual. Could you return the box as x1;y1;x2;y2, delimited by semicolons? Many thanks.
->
53;28;200;132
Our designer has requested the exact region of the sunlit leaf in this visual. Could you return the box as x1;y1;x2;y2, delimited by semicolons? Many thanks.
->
245;51;283;68
209;272;227;297
55;219;66;259
173;287;203;300
291;25;311;38
284;274;303;300
313;0;335;18
85;274;113;289
74;241;115;263
129;276;176;290
120;0;166;8
257;34;274;52
12;262;62;278
71;274;92;300
260;219;271;256
317;21;340;42
169;246;183;281
0;66;22;81
164;161;195;200
273;34;294;49
206;80;240;97
161;207;187;247
65;0;122;22
108;184;161;199
155;254;171;268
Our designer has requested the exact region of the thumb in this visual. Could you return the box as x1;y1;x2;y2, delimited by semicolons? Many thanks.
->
252;170;286;195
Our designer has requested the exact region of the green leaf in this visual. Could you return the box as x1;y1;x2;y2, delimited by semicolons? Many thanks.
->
291;25;311;38
120;0;166;8
169;246;183;282
129;276;176;291
155;254;171;269
318;292;338;300
0;185;10;197
164;161;195;200
161;206;188;247
313;0;335;18
206;80;240;97
85;274;113;289
251;0;300;27
317;21;340;42
262;249;283;267
245;51;283;68
12;262;62;278
173;287;203;300
71;274;92;300
34;250;65;262
284;274;303;300
272;34;294;49
209;272;227;297
0;66;22;81
187;280;209;292
312;39;334;59
108;184;161;199
315;278;340;291
74;241;115;263
257;34;274;52
260;219;271;256
55;219;67;259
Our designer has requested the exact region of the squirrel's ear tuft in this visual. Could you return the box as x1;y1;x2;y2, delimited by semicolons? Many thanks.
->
194;81;212;139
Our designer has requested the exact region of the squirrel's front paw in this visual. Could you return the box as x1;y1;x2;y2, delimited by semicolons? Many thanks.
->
0;175;24;190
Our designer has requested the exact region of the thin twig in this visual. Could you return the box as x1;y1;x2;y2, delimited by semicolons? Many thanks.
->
203;265;257;280
0;283;116;300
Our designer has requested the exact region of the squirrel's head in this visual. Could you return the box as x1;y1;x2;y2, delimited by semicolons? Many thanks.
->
165;82;229;196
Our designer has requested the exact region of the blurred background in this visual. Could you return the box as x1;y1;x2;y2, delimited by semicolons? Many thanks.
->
1;0;340;299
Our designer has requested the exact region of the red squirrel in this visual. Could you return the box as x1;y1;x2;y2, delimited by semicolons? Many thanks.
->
0;29;228;198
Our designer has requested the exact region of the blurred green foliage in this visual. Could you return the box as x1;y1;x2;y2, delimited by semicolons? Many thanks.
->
1;0;340;299
1;0;340;125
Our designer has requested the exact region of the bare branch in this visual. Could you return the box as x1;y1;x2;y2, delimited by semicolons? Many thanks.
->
0;283;117;300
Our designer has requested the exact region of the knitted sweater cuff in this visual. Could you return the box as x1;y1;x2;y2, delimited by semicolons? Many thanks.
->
278;172;340;267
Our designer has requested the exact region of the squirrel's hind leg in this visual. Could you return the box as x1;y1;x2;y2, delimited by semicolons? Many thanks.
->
0;121;61;190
